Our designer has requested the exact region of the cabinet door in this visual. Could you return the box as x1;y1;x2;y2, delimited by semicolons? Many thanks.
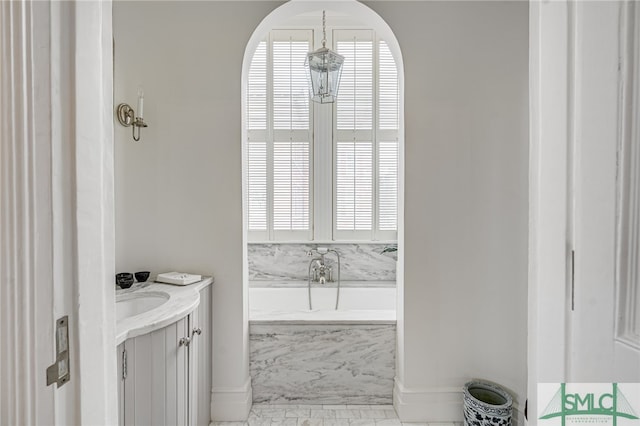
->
193;285;212;426
188;308;198;426
123;316;190;426
117;343;125;426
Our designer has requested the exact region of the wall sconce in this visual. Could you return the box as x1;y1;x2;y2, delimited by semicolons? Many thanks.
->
116;88;148;141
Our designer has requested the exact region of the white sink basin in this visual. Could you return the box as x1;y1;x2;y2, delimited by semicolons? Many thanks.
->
116;292;170;321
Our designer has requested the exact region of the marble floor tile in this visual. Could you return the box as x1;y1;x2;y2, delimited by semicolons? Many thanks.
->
286;409;312;418
349;420;377;426
216;404;409;426
247;417;271;426
255;408;287;418
335;409;362;419
310;409;337;418
212;422;248;426
297;418;323;426
323;420;351;426
271;418;299;426
376;420;401;426
384;410;398;419
360;409;388;419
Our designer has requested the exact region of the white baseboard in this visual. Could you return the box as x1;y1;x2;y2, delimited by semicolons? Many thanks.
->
210;377;253;422
393;377;463;422
393;378;464;423
393;378;525;425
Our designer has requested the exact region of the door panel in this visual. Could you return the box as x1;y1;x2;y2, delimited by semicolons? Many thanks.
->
570;0;640;382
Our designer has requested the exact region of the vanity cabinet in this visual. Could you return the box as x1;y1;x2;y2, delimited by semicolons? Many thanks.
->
117;284;212;426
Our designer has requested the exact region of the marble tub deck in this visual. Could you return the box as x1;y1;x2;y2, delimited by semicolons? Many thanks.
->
212;404;463;426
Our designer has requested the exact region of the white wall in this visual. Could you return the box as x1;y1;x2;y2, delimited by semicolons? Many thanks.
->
114;1;528;422
363;1;529;422
113;1;282;420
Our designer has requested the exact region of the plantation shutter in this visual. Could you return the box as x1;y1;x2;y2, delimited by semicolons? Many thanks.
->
334;30;375;237
377;41;398;233
334;30;374;237
246;29;397;242
247;41;267;234
246;31;313;240
271;31;312;236
333;32;398;240
378;41;398;131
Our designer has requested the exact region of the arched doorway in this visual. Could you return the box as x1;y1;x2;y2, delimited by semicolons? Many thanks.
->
239;0;405;414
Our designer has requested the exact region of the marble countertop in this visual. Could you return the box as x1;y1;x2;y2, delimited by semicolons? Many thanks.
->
115;277;213;345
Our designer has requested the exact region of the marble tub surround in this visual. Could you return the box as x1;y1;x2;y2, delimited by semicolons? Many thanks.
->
248;243;397;282
115;276;213;345
250;324;395;404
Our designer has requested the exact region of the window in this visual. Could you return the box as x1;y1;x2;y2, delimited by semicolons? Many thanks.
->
247;31;313;241
246;28;398;242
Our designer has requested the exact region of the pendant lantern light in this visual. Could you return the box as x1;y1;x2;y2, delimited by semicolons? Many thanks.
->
305;10;344;104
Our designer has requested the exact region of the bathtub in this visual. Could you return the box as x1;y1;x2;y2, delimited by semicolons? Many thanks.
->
249;283;396;323
249;282;396;404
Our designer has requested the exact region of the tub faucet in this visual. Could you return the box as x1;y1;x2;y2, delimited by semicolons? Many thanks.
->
307;247;341;310
310;257;332;284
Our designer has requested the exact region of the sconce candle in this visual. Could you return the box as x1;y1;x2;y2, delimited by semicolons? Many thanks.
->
137;88;144;118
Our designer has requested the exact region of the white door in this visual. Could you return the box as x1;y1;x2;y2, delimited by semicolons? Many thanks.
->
0;1;116;424
569;0;640;382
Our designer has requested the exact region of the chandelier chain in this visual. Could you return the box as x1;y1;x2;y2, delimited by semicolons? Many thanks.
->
322;10;326;48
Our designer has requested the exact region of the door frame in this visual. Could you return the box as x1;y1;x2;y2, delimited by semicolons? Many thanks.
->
528;1;572;419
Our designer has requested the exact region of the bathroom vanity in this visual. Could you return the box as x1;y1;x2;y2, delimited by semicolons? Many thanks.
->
115;278;213;426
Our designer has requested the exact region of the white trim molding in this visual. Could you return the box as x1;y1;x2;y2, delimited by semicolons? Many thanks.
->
393;379;462;423
393;379;525;425
527;0;572;419
72;1;117;423
210;377;253;422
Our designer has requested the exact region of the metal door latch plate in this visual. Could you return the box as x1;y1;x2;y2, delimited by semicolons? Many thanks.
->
46;316;70;387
